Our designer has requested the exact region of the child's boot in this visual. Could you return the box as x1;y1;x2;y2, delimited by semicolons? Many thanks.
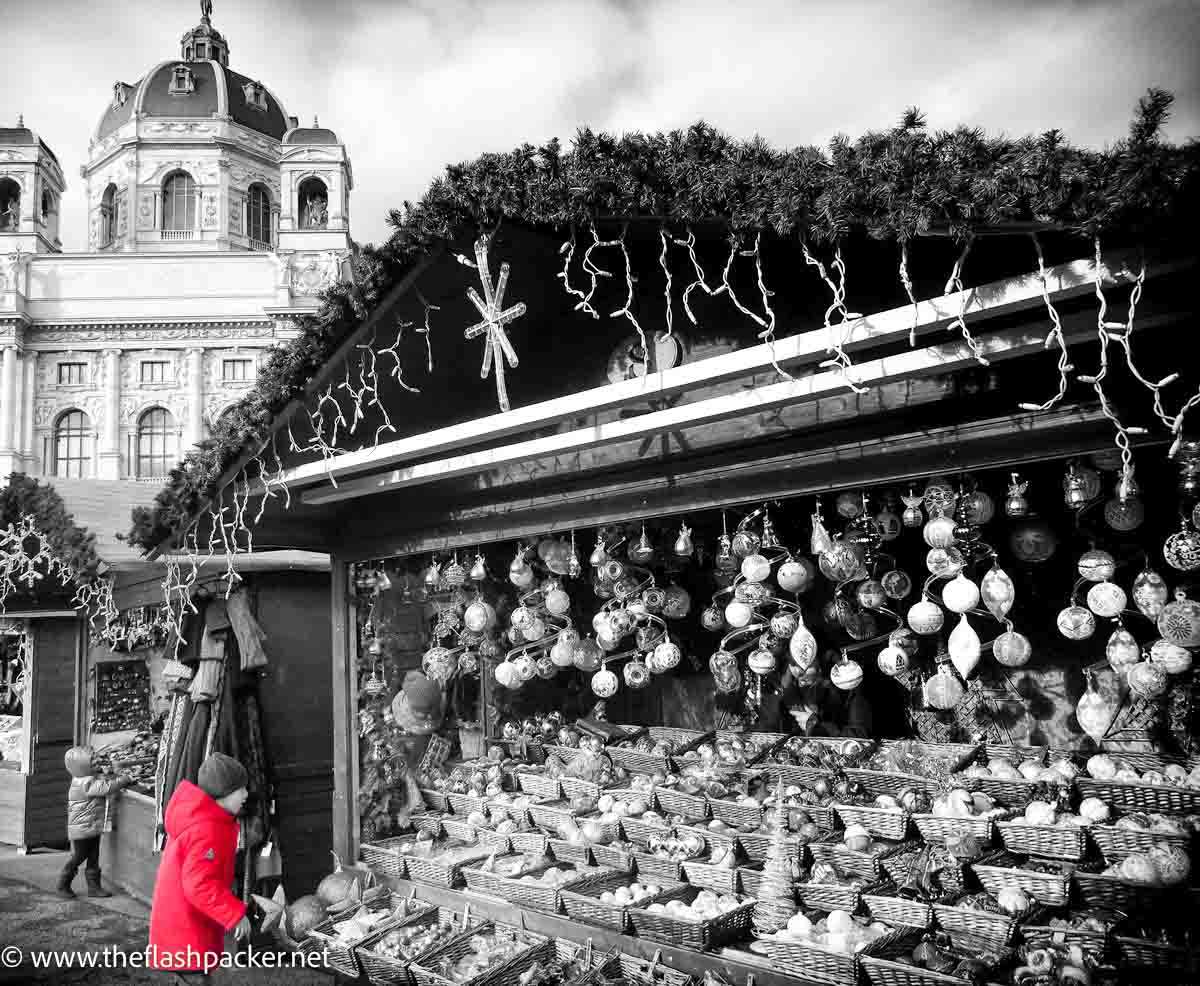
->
84;867;112;898
55;860;77;898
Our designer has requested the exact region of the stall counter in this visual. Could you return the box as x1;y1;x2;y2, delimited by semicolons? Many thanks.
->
98;788;159;904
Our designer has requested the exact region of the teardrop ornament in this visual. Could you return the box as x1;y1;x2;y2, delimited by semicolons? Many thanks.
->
948;614;982;679
980;564;1016;621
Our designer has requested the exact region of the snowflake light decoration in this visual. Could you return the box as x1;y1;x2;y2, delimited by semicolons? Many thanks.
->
463;234;526;412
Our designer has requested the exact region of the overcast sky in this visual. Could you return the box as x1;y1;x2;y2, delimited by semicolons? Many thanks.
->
2;0;1198;252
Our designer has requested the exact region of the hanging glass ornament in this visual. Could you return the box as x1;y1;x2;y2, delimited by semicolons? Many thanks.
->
876;508;902;542
545;586;571;616
942;574;981;614
478;636;501;660
747;647;776;675
1149;639;1192;674
835;491;863;519
818;539;863;582
573;637;602;671
777;557;816;593
566;531;583;579
844;514;883;561
901;490;925;528
907;600;945;635
924;664;965;710
629;527;656;565
701;604;726;632
769;611;799;638
714;665;742;694
423;561;442;593
464;600;492;633
443;557;467;588
731;524;761;559
923;514;957;549
589;535;609;568
789;623;818;669
513;653;538;681
927;547;965;578
741;553;772;583
624;659;651;688
810;505;834;555
494;661;516;688
1008;516;1058;564
509;549;533;587
673;523;694;558
1127;660;1168;699
877;645;908;676
725;600;754;628
511;605;534;631
591;665;619;698
1086;581;1127;619
822;597;852;628
889;626;921;659
761;510;781;549
636;624;664;651
1164;519;1200;572
535;655;557;679
523;617;547;642
881;569;913;600
550;637;576;667
613;576;640;602
716;536;737;573
1105;627;1140;674
592;577;614;600
469;554;488;581
923;477;957;516
1132;568;1169;620
948;615;982;678
422;645;454;683
856;579;886;610
830;656;864;691
653;639;682;670
1157;590;1200;648
1177;440;1200;496
1004;473;1030;518
596;621;620;650
1078;549;1116;582
459;650;480;675
1104;494;1145;532
709;648;738;675
1056;604;1096;640
993;629;1032;667
960;490;995;526
1076;670;1119;743
662;584;691;619
843;608;878;641
1063;462;1102;508
610;609;635;636
980;564;1015;621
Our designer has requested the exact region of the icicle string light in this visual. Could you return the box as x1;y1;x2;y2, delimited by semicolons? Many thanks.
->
659;226;674;341
558;224;596;318
802;239;868;395
610;224;649;368
676;227;725;324
719;234;769;330
943;236;988;366
751;231;790;380
898;239;920;347
1020;232;1072;412
578;224;620;319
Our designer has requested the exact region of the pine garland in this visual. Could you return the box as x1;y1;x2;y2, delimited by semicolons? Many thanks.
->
128;91;1200;553
1;473;102;603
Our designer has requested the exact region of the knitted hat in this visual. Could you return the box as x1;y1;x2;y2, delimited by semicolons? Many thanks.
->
403;671;443;719
64;746;94;778
197;752;248;800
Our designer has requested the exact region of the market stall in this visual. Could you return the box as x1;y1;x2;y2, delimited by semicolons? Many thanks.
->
131;108;1200;984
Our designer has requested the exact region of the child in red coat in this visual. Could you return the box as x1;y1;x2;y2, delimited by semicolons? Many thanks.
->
149;753;252;980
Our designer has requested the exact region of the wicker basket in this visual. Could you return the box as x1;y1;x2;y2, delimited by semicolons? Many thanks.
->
911;813;995;845
1114;935;1198;974
548;838;593;867
1075;776;1200;815
995;821;1087;861
463;856;603;913
558;776;604;801
879;846;992;898
354;906;454;986
627;887;755;951
1089;823;1190;862
440;818;511;853
1019;915;1112;964
737;830;806;865
681;855;741;894
591;842;634;871
674;821;737;854
862;885;936;929
763;928;903;986
762;737;878;787
507;831;550;856
631;850;691;883
608;727;713;775
621;815;672;846
516;772;561;800
834;804;910;840
797;877;880;913
847;742;980;798
971;857;1070;907
404;845;493;889
559;872;687;932
983;744;1047;765
708;796;764;830
326;884;392;920
486;737;548;764
860;929;1013;986
410;923;552;986
308;897;416;980
421;789;450;812
809;835;913;880
1071;871;1164;913
711;729;790;764
654;786;711;819
528;800;579;834
931;896;1021;951
618;950;693;986
361;836;417;880
957;774;1043;809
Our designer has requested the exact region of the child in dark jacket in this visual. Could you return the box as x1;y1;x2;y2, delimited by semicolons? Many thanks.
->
148;753;252;977
58;746;133;899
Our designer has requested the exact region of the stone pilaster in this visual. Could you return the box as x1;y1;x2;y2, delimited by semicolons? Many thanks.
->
0;345;19;476
98;348;122;479
186;347;205;450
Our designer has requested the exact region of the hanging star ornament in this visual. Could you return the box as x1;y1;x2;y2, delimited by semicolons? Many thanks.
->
251;884;288;934
464;234;526;412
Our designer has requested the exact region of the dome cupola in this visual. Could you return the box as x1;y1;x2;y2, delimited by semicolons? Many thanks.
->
180;0;229;66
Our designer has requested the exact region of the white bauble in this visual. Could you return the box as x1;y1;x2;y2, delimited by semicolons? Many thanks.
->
942;574;981;614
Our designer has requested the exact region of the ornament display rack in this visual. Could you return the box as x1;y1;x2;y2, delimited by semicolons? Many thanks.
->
91;660;150;733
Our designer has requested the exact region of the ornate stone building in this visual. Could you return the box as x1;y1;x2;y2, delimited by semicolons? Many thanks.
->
0;4;352;481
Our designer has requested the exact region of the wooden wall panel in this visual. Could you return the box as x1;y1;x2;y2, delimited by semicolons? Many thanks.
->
23;618;80;849
100;790;159;904
0;770;26;846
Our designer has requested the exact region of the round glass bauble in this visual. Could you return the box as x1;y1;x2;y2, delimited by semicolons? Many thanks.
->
877;645;908;677
924;666;965;710
513;654;538;681
1157;591;1200;648
1164;525;1200;572
942;574;981;614
741;553;772;583
731;530;761;559
642;586;667;613
535;656;558;679
573;637;602;671
725;600;754;629
822;597;852;628
876;510;902;542
511;566;535;589
701;604;726;632
818;540;863;582
550;639;576;667
769;612;799;638
1008;517;1058;564
923;478;957;516
993;630;1032;667
422;646;454;683
1104;496;1145;532
882;569;913;601
888;627;921;659
1078;549;1116;583
1149;639;1192;674
458;651;479;676
927;547;965;578
747;648;776;675
602;559;626;582
597;632;620;652
714;666;743;693
624;660;651;688
777;558;816;594
734;581;771;607
544;588;571;616
510;606;534;631
464;601;492;633
635;625;664;651
1133;569;1169;620
923;515;957;549
1127;660;1168;699
1105;628;1140;674
902;505;924;528
494;661;517;688
662;585;692;619
856;579;887;610
908;600;945;635
830;658;864;691
709;649;738;675
591;667;619;698
653;640;682;670
523;617;547;642
843;608;878;641
1056;605;1096;641
960;491;995;526
1086;581;1127;619
835;491;863;519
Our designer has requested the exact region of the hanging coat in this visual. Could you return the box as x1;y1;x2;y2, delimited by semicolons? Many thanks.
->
148;780;246;972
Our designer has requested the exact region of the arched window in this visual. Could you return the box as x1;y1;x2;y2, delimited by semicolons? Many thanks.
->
53;410;92;479
136;407;178;479
0;178;19;230
41;190;53;223
162;171;196;231
298;177;328;229
100;184;117;246
246;183;271;247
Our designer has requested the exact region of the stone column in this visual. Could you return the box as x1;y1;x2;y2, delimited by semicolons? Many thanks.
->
20;351;36;470
185;347;205;450
0;345;18;476
98;348;122;479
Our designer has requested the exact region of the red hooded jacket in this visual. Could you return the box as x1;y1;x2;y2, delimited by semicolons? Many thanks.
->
148;780;247;972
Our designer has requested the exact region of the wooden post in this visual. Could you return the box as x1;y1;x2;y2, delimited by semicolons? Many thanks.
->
330;556;356;862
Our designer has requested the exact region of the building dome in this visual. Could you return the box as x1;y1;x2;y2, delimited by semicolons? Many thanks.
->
283;125;340;146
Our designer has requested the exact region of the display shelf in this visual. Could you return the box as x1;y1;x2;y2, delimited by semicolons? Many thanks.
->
373;874;826;986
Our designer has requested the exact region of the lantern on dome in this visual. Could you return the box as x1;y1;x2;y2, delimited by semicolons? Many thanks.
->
1063;462;1101;508
1086;581;1127;619
881;569;912;601
1133;568;1169;620
980;564;1015;621
1056;605;1096;640
924;664;965;710
942;574;981;614
1078;549;1116;583
777;557;816;593
1105;627;1140;674
1004;473;1030;518
907;600;945;635
992;629;1032;667
1008;516;1058;564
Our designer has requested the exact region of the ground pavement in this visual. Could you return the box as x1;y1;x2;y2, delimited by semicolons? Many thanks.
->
0;848;335;985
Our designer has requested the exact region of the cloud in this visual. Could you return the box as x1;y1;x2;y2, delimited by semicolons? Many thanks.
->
1;0;1196;251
